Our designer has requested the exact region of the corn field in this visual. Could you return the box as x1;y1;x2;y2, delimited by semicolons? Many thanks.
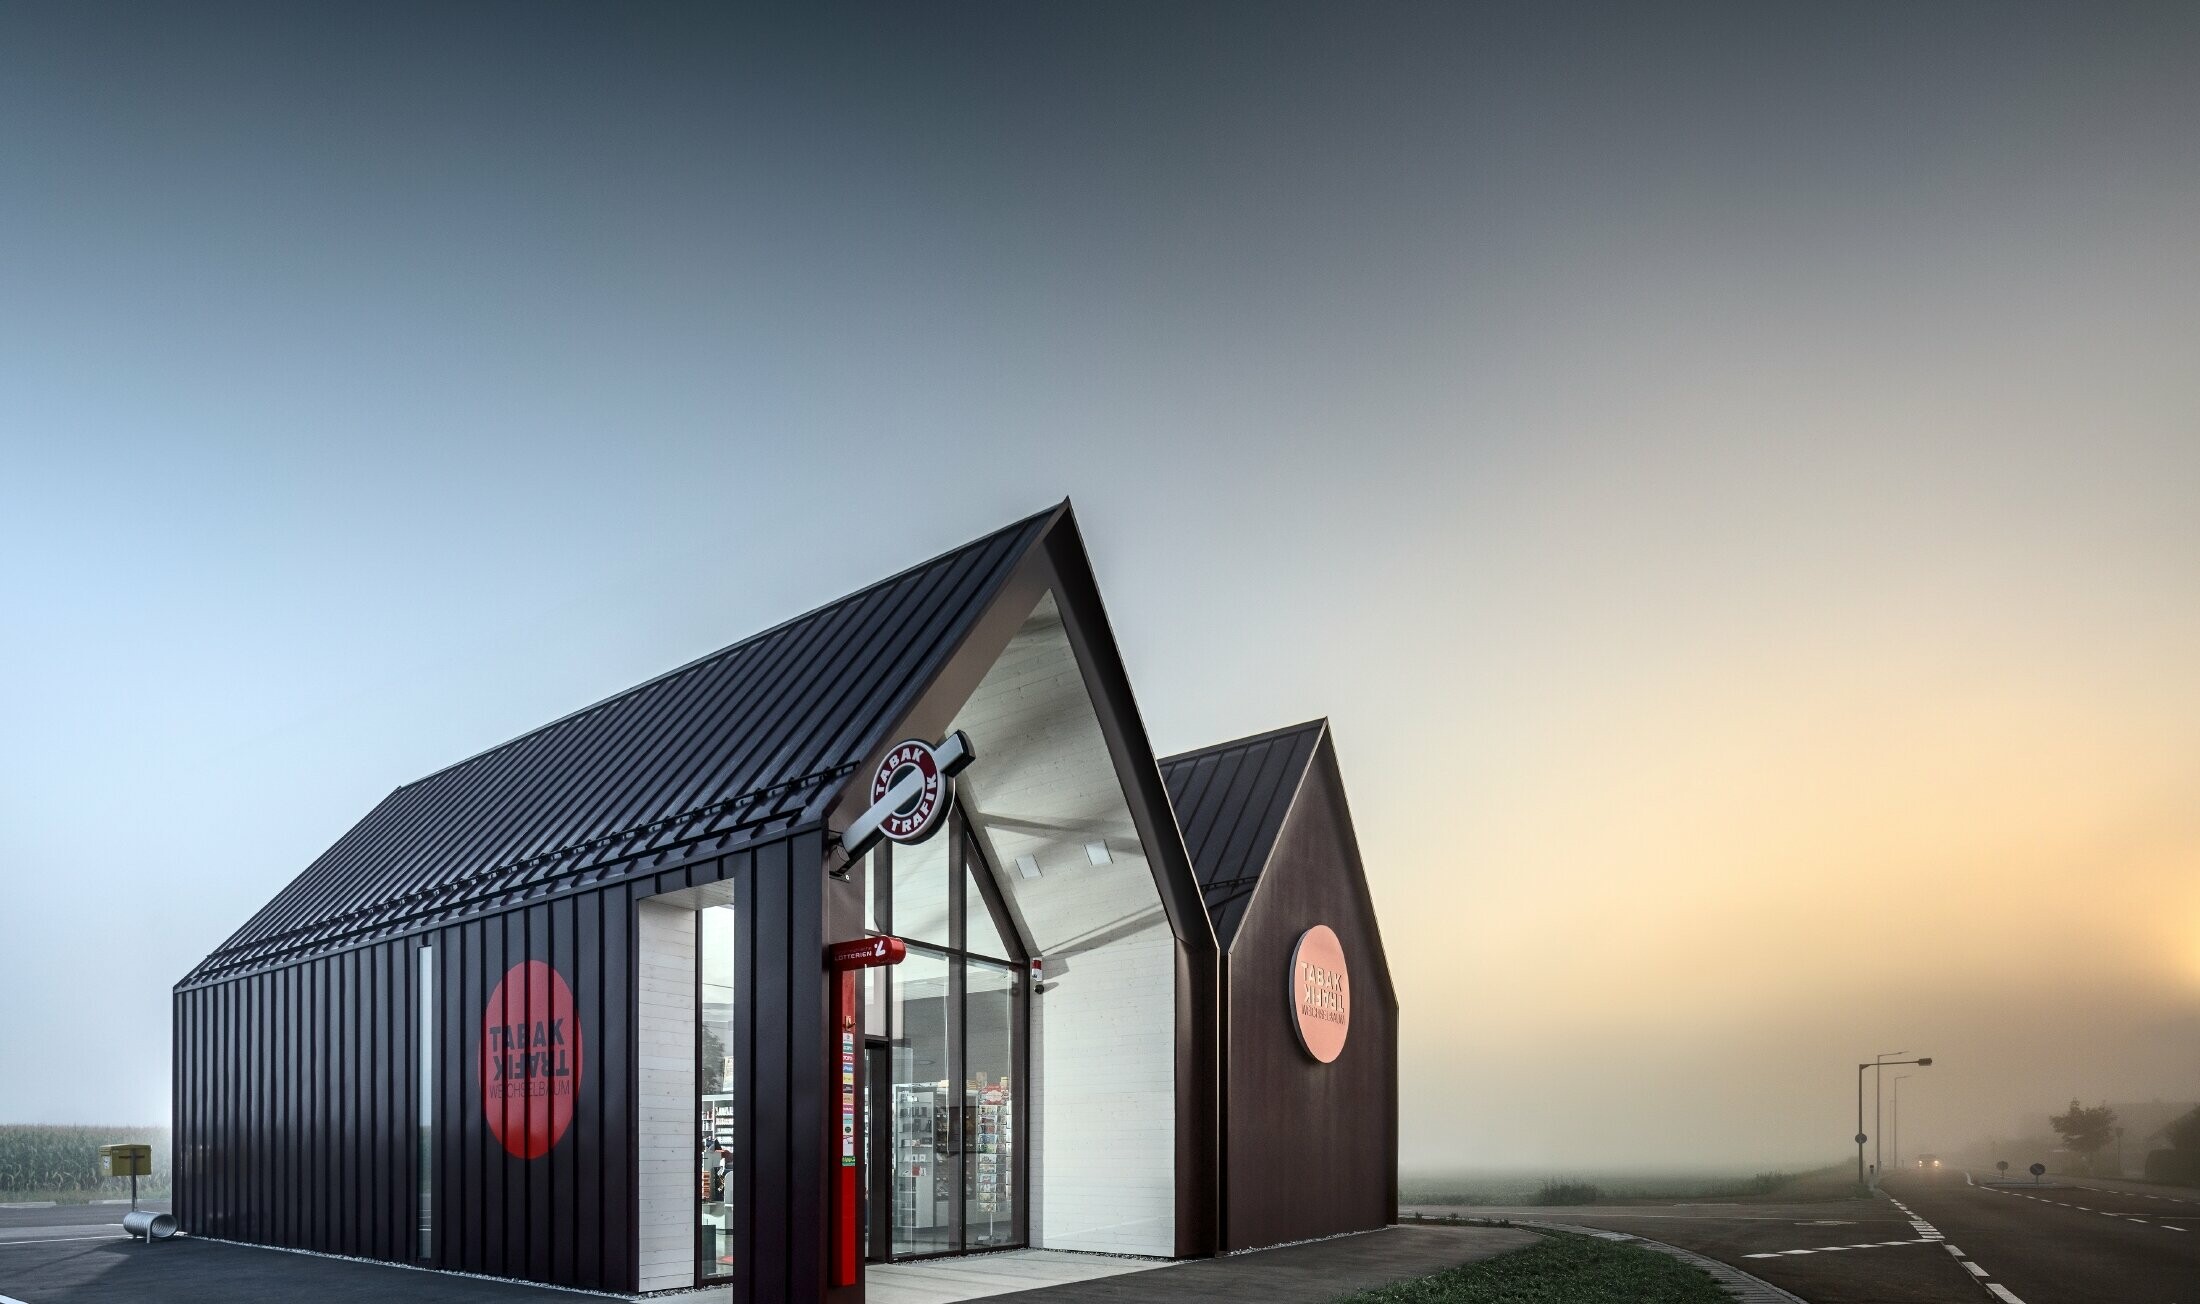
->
0;1125;171;1199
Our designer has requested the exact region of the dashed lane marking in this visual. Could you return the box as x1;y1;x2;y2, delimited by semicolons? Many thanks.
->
1977;1184;2193;1230
1889;1189;2028;1302
1742;1239;1936;1258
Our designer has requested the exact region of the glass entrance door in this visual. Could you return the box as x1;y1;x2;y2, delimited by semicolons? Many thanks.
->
861;810;1029;1261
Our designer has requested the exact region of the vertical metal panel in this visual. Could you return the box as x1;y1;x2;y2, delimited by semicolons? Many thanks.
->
340;948;355;1255
748;838;791;1304
601;881;634;1291
525;901;551;1285
436;926;460;1269
386;944;400;1260
550;896;578;1285
784;831;827;1301
732;852;756;1303
574;890;603;1288
481;914;507;1278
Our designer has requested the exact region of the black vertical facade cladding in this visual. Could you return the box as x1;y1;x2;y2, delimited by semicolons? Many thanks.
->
732;829;836;1304
173;833;828;1295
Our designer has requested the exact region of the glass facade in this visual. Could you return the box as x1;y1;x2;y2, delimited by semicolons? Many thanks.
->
697;902;738;1282
416;944;433;1261
866;810;1027;1260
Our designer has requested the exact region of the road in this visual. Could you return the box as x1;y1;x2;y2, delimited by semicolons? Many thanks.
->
1885;1169;2196;1303
1411;1168;2199;1303
0;1199;160;1243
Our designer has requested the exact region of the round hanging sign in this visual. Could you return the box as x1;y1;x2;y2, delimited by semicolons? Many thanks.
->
481;959;583;1159
1290;924;1351;1063
871;738;949;843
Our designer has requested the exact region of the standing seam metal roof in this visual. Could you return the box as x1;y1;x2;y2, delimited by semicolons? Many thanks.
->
184;505;1056;986
1158;719;1326;947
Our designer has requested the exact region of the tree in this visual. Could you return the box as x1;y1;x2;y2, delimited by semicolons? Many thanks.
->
2168;1105;2200;1156
2049;1099;2118;1171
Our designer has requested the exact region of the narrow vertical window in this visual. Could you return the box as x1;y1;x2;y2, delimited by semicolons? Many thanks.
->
417;945;434;1260
697;902;739;1281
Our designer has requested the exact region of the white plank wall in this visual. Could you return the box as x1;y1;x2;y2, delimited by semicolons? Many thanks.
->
636;898;696;1292
949;593;1179;1257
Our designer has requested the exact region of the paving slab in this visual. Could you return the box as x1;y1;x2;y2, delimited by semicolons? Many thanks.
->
970;1225;1538;1302
865;1249;1166;1303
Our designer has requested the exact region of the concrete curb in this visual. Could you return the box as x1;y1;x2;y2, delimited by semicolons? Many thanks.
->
1517;1221;1810;1304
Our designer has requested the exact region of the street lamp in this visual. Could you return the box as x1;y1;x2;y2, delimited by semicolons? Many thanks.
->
1890;1074;1913;1172
1857;1055;1933;1184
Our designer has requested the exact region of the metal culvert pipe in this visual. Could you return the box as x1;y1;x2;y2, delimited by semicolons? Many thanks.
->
122;1210;176;1241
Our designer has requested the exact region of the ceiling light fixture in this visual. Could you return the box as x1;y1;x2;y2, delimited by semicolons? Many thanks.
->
1085;841;1111;866
1015;854;1041;880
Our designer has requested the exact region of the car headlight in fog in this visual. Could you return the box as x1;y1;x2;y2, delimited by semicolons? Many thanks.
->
1932;1159;1941;1167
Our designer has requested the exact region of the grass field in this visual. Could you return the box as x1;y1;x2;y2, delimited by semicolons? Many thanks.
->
1333;1232;1728;1303
0;1125;171;1203
1400;1160;1863;1207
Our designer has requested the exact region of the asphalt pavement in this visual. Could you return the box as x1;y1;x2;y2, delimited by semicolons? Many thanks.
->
1412;1167;2199;1303
1885;1168;2196;1303
0;1200;587;1303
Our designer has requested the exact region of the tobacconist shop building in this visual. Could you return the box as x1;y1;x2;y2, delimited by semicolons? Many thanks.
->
173;502;1398;1303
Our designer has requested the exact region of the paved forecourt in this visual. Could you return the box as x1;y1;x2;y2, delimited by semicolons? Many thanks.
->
0;1211;1536;1304
964;1225;1538;1303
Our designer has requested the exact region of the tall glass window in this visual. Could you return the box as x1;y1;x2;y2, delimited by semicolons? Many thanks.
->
697;903;738;1282
963;958;1019;1248
888;947;955;1256
866;809;1029;1260
416;945;434;1261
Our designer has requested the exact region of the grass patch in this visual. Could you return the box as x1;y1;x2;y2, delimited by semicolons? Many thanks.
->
1403;1161;1863;1207
0;1125;171;1204
1333;1233;1728;1303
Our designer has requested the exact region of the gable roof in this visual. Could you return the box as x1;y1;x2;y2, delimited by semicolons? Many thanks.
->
1158;719;1326;947
184;505;1058;986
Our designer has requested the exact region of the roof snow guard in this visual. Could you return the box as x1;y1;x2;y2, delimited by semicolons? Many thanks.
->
183;507;1055;987
1159;719;1326;946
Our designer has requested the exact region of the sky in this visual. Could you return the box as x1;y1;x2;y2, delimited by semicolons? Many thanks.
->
2;2;2196;1170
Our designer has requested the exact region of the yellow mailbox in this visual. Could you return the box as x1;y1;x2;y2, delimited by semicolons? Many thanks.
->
99;1143;152;1178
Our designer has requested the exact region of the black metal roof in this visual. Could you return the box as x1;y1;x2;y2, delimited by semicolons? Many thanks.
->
185;505;1057;986
1159;719;1326;947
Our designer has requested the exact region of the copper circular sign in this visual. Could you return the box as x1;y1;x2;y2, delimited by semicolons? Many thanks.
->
481;959;583;1159
1290;924;1350;1063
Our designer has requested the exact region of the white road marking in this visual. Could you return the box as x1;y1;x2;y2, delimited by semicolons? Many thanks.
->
0;1233;127;1245
1944;1244;1965;1256
1986;1286;2027;1303
1962;1260;1989;1276
1741;1239;1932;1258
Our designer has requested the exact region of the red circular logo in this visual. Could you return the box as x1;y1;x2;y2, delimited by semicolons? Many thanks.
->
871;739;947;843
1290;925;1350;1064
481;960;583;1159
